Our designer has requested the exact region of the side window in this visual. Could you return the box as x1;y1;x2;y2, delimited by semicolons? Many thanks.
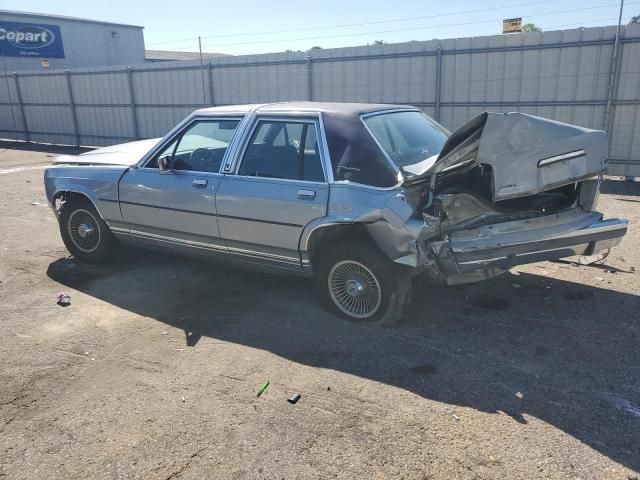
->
146;119;239;172
238;120;324;182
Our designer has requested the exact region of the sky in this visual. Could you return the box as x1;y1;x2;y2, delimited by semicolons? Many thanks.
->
2;0;636;55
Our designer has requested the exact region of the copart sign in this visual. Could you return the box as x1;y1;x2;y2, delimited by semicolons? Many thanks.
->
0;21;65;58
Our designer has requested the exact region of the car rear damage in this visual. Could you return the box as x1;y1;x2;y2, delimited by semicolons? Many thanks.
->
365;112;628;284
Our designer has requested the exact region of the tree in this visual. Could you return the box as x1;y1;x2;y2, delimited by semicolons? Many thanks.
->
521;23;542;32
373;40;385;45
309;46;323;50
630;14;640;24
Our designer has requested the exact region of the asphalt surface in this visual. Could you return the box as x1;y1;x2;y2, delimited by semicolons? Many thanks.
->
0;142;639;479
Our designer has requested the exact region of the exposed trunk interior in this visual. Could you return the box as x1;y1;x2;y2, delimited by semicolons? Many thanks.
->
401;111;609;235
404;162;585;235
433;163;580;213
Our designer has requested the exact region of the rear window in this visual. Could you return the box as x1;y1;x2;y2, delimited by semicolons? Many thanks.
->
362;111;448;168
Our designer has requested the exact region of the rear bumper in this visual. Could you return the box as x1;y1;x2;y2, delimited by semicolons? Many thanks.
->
434;214;628;275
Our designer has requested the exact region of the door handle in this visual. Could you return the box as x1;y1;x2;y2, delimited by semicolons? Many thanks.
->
297;189;316;200
193;179;208;188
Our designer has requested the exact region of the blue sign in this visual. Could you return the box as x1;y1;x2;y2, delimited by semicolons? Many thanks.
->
0;21;65;58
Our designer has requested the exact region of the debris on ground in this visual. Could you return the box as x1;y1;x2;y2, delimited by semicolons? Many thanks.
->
256;381;270;398
577;250;610;265
594;277;604;281
453;414;460;421
56;292;70;306
511;283;522;289
287;393;302;405
181;396;185;403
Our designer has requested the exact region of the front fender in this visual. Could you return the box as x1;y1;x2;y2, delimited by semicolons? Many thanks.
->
44;165;127;227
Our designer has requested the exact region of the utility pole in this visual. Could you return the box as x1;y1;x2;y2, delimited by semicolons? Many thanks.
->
604;0;625;139
199;36;206;105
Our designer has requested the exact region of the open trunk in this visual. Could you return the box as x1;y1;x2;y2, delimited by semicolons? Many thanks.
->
404;112;608;202
399;112;627;283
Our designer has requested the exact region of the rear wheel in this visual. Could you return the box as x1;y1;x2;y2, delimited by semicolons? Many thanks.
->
59;198;116;263
315;241;412;326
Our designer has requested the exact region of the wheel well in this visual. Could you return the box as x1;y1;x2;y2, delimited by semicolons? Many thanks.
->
53;191;96;213
307;223;376;270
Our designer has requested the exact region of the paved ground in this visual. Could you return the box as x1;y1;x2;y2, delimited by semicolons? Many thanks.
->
0;141;639;479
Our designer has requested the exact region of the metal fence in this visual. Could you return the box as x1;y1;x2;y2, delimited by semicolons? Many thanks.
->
1;24;639;176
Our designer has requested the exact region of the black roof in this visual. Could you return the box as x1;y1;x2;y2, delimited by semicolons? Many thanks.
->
197;101;418;117
196;101;425;188
257;101;418;116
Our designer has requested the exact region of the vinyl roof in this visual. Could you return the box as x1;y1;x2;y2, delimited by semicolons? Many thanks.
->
195;102;418;117
194;101;418;188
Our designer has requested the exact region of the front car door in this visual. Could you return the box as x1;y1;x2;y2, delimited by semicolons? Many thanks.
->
216;116;330;270
118;117;241;256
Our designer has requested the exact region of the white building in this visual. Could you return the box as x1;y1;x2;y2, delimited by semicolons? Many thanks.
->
0;10;145;71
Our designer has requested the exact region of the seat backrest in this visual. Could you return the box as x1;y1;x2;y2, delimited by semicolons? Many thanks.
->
240;143;301;179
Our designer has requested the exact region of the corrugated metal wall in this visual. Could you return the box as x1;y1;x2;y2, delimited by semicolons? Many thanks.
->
1;25;639;176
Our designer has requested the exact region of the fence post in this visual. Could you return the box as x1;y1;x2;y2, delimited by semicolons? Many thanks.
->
65;70;80;148
208;62;215;106
435;46;442;122
306;54;313;101
127;67;140;140
13;72;29;143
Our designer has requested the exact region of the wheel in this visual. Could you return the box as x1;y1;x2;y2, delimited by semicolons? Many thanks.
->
315;241;413;326
59;197;117;263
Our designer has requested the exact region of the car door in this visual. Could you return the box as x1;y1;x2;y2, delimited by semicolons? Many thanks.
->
216;116;330;268
118;117;241;255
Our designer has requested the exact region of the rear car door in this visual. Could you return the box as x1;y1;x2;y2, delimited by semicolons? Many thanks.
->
216;116;329;269
118;118;240;255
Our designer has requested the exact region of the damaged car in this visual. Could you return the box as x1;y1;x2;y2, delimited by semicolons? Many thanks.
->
44;102;628;325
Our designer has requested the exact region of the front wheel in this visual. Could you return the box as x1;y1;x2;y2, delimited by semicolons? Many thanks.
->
315;242;412;326
59;198;117;263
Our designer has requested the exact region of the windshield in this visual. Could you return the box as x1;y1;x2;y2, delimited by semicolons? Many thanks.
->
362;111;449;168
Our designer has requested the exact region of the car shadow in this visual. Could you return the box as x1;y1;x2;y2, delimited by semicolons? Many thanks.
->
600;178;640;197
46;249;640;472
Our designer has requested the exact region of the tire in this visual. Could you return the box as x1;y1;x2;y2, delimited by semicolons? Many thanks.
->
59;197;117;263
315;241;413;326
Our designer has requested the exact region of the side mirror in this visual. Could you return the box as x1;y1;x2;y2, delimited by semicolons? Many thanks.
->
159;156;172;173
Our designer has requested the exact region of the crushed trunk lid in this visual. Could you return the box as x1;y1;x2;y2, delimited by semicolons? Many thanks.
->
403;112;608;201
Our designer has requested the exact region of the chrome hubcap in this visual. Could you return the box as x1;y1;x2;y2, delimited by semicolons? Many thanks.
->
77;223;95;238
345;279;364;297
328;260;382;319
67;209;101;253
